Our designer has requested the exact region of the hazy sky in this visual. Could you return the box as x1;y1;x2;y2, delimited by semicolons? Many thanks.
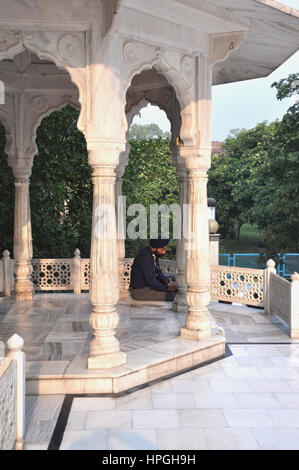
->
132;0;299;141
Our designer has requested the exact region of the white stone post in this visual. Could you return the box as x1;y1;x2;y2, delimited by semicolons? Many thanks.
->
264;259;276;314
6;334;25;451
173;166;188;312
12;168;34;301
87;145;126;369
180;163;212;341
209;230;220;266
2;250;11;297
290;272;299;339
73;248;81;294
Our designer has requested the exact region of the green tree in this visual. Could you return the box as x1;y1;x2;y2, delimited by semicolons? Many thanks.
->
208;122;273;239
249;74;299;257
31;105;91;258
129;123;171;140
208;72;299;257
123;138;178;258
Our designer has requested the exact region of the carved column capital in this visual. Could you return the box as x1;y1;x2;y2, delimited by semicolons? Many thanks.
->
10;162;32;181
179;147;211;172
87;141;126;168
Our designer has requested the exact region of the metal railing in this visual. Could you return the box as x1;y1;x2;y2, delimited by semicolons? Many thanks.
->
219;253;299;278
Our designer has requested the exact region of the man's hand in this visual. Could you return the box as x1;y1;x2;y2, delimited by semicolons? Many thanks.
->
164;278;172;285
167;284;178;292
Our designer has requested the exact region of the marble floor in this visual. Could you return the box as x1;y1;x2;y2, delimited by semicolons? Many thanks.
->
0;293;185;361
1;293;299;450
0;294;295;363
24;343;299;450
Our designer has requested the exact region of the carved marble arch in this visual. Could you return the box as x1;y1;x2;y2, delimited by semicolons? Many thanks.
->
125;68;184;170
0;36;87;137
122;41;197;145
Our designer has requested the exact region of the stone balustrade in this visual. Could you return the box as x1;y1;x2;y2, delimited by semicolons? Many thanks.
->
268;269;299;339
0;334;25;450
210;264;265;307
0;249;177;295
1;250;298;339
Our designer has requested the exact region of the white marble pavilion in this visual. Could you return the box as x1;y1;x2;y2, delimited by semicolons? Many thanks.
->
0;0;298;374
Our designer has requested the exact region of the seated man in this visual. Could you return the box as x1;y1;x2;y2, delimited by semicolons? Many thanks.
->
129;237;178;301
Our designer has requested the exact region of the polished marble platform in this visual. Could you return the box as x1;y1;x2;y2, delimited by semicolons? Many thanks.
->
24;343;299;450
0;293;296;395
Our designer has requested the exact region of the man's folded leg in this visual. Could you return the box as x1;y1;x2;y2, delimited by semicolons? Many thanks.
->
130;287;176;302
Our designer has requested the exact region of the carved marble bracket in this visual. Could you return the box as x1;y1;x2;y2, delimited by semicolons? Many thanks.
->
210;31;246;67
123;39;195;112
123;38;199;146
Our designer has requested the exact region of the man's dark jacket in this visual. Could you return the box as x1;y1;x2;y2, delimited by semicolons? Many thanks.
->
130;246;168;291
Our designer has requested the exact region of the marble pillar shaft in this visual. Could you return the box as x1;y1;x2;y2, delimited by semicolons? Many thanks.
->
181;168;211;340
173;169;188;312
13;174;34;301
88;163;126;369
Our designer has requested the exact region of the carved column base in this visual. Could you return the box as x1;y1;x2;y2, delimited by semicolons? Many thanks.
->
88;307;127;369
88;351;127;369
14;284;35;302
14;261;35;301
180;290;212;341
180;326;211;341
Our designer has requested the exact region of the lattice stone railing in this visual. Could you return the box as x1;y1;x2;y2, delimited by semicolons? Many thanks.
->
269;271;299;338
31;259;73;291
80;258;91;291
0;335;25;450
1;250;298;338
0;358;16;450
269;272;290;324
210;265;264;307
0;250;176;294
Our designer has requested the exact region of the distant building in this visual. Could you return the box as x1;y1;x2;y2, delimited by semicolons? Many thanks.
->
212;141;224;157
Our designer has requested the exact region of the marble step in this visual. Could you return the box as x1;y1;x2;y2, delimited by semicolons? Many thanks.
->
25;335;226;395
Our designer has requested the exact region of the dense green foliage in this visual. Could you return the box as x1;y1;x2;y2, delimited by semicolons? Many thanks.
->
0;106;92;258
30;106;92;258
1;74;298;260
0;111;177;259
208;73;299;257
123;138;178;259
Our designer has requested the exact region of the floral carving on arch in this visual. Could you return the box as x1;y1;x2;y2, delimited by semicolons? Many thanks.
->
0;29;89;137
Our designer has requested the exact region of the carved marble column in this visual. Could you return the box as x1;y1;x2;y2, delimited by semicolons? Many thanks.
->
180;162;211;341
12;167;34;302
173;165;188;312
88;146;126;369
